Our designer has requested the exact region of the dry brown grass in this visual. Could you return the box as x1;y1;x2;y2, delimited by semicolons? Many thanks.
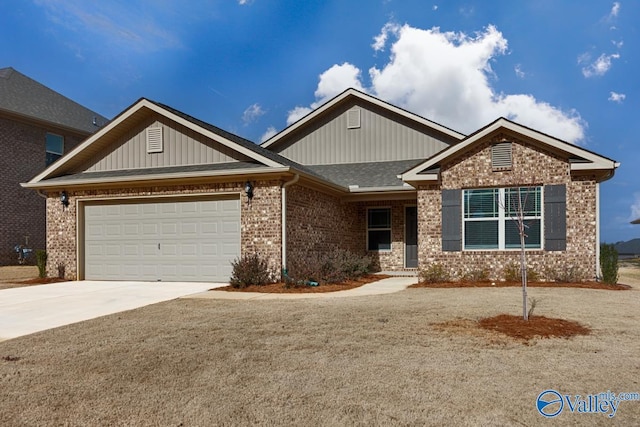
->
0;268;639;425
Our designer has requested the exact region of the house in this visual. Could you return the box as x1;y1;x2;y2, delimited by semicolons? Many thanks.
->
22;89;618;282
632;218;640;225
0;67;107;265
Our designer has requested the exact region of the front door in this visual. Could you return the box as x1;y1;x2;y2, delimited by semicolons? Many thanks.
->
405;206;418;268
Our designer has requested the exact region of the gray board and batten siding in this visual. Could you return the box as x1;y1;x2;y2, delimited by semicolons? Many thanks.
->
73;114;252;174
270;102;459;165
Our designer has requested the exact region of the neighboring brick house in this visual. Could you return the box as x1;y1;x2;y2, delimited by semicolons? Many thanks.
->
0;67;107;265
23;89;618;282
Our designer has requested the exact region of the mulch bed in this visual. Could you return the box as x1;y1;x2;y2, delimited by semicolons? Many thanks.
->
18;277;69;285
410;280;631;290
478;314;591;341
214;274;391;293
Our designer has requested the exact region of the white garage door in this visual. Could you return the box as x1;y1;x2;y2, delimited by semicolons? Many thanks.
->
84;197;240;282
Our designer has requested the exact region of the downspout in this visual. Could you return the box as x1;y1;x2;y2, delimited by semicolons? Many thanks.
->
595;182;601;280
281;174;299;278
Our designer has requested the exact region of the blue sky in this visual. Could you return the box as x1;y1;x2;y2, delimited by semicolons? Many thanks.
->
1;0;638;243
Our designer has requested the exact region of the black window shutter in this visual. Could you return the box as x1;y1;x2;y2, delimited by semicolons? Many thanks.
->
442;189;462;251
544;184;566;251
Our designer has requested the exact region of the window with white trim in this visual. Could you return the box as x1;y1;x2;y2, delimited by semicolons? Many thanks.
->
45;133;64;166
463;186;542;250
367;208;391;251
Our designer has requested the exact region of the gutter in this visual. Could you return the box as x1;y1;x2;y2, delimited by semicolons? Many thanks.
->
281;174;300;277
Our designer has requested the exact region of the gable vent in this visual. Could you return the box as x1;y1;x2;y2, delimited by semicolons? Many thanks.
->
347;108;361;129
146;127;163;153
491;142;512;170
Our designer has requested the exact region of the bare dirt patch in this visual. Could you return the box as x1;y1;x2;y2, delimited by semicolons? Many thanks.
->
215;274;390;293
0;266;38;282
410;280;631;290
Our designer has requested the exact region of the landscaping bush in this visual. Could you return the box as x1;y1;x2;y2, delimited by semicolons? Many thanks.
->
229;253;273;288
600;243;619;285
503;262;540;282
419;263;450;283
287;249;372;284
35;250;47;278
462;268;489;282
544;266;583;283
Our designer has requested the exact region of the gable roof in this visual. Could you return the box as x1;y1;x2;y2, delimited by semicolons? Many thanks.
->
261;88;466;150
0;67;108;134
23;98;332;189
402;117;619;183
632;218;640;225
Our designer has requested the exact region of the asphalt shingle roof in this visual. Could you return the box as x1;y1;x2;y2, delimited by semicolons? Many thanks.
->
307;159;424;188
0;67;108;134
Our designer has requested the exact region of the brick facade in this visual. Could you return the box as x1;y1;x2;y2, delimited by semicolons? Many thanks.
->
285;183;415;273
45;180;283;279
0;116;85;265
417;134;598;281
286;184;360;263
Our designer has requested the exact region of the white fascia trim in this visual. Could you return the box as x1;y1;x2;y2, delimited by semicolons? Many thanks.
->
27;100;146;184
22;167;292;189
401;118;619;181
348;185;415;193
149;102;283;168
28;99;284;185
261;89;465;149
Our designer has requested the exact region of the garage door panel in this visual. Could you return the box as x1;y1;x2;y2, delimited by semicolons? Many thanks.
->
84;197;240;282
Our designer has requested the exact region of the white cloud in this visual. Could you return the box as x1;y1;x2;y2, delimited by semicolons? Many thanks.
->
608;92;626;103
242;103;265;125
372;22;400;52
238;0;253;4
612;39;624;49
288;23;586;144
260;126;277;143
609;2;621;19
514;64;526;78
580;53;620;78
433;5;439;11
286;63;364;125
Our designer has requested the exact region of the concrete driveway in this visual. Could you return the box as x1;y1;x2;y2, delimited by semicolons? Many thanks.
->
0;281;221;341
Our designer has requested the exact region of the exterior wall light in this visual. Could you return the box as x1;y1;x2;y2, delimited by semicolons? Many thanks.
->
244;181;254;200
60;190;69;208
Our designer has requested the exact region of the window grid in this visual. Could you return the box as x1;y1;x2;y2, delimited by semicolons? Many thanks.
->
367;207;391;251
463;187;542;250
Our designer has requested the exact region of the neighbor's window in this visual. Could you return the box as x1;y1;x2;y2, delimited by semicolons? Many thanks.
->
463;186;541;250
45;133;64;166
367;208;391;251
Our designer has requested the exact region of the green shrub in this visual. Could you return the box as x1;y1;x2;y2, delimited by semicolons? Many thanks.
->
503;262;520;282
504;262;540;282
600;243;619;285
35;250;47;278
229;253;273;288
463;268;489;282
544;266;583;283
287;249;372;284
419;263;450;283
